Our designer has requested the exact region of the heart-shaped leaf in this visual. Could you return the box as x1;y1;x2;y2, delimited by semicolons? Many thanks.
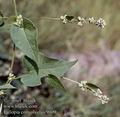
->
66;15;74;21
10;17;39;69
46;74;65;92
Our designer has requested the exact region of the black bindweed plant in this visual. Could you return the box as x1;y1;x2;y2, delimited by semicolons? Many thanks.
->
0;0;109;114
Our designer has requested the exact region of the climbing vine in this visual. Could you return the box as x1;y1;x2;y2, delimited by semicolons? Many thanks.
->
0;0;109;109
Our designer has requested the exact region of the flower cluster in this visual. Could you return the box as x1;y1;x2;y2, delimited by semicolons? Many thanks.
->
7;73;16;83
77;16;86;26
0;90;4;96
60;15;106;29
14;14;23;26
63;77;109;104
92;89;109;104
77;17;106;28
96;18;106;29
60;15;68;24
88;17;96;23
78;80;109;104
78;81;87;91
60;14;74;24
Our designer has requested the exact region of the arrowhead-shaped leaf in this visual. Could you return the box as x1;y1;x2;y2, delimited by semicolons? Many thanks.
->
18;53;77;87
10;18;39;68
46;74;65;92
0;84;16;89
23;52;77;76
18;71;41;87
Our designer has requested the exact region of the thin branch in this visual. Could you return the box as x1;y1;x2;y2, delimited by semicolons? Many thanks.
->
9;44;15;74
39;17;60;21
63;77;79;85
13;0;18;16
8;0;18;74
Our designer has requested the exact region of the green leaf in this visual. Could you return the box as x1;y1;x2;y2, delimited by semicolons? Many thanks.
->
0;84;16;89
0;11;4;27
46;74;65;91
86;83;100;91
18;53;77;87
18;72;41;87
22;56;39;73
10;17;39;68
25;52;77;77
22;52;77;76
38;54;77;78
66;15;74;21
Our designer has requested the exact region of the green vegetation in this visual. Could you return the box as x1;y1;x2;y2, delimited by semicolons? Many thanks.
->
0;0;120;117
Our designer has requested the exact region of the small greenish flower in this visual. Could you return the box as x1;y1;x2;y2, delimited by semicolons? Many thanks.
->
78;81;109;104
7;73;16;84
14;14;23;26
0;90;4;96
78;81;87;91
88;17;95;23
78;21;83;27
60;15;67;24
60;15;74;24
96;18;106;29
77;17;86;27
78;17;86;23
91;88;109;104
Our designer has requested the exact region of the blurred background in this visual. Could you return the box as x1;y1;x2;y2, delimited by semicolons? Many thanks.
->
0;0;120;117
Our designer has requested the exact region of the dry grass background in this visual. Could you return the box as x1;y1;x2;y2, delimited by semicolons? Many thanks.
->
1;0;120;52
0;0;120;117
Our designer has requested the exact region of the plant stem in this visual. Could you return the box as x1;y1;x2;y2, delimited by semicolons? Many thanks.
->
3;17;8;19
7;46;15;83
63;77;80;85
0;103;3;115
9;0;18;74
9;45;15;74
13;0;18;16
39;17;60;21
6;79;10;84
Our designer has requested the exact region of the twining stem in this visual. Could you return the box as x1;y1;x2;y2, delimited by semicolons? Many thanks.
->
63;77;80;85
13;0;18;16
6;79;10;84
3;17;8;19
39;17;60;21
9;45;15;73
9;0;18;73
7;45;15;84
63;77;92;92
